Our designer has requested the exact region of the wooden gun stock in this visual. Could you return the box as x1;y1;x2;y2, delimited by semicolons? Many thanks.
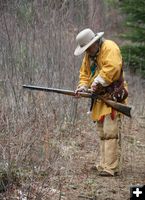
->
98;95;131;117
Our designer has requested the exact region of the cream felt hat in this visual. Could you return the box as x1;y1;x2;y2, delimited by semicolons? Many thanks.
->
74;28;104;56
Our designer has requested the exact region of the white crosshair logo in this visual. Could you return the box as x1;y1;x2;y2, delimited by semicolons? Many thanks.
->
133;188;142;197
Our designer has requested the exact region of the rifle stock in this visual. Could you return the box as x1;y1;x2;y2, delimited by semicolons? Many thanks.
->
23;84;132;117
98;95;131;117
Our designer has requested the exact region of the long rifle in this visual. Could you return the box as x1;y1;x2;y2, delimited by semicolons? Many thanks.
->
22;85;132;117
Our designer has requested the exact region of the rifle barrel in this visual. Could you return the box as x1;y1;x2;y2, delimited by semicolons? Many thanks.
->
23;85;92;98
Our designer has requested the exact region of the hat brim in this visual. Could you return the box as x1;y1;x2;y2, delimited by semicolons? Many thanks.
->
74;32;104;56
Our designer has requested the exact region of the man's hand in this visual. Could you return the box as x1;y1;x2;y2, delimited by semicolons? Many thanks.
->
91;82;105;94
75;86;88;98
91;82;98;92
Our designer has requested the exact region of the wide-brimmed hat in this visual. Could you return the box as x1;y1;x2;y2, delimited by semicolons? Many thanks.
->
74;28;104;56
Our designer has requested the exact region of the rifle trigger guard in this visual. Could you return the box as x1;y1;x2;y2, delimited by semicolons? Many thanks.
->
91;93;98;99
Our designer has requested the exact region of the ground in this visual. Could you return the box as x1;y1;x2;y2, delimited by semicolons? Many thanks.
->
0;72;145;200
45;71;145;200
52;71;145;200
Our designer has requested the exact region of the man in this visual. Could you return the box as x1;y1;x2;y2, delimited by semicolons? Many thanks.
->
74;28;128;176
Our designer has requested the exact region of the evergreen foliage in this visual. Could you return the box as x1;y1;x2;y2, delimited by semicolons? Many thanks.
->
119;0;145;77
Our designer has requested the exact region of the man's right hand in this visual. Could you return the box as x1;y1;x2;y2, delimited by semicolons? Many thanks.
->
75;86;88;98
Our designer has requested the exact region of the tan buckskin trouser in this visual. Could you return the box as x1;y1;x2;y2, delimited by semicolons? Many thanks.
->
96;114;122;176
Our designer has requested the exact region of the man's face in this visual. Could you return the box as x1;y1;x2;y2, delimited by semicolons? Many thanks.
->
86;42;99;57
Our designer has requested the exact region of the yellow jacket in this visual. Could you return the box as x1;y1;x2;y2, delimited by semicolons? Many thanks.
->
78;40;126;121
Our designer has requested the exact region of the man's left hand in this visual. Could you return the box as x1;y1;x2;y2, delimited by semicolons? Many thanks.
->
91;82;98;92
91;82;105;94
